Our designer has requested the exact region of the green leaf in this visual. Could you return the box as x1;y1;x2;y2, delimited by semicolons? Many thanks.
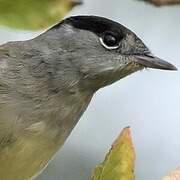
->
92;127;135;180
0;0;81;30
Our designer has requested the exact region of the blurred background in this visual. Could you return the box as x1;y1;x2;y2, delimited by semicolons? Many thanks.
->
0;0;180;179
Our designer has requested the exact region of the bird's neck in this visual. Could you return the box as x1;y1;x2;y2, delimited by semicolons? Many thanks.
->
3;40;95;145
19;86;93;145
44;89;93;145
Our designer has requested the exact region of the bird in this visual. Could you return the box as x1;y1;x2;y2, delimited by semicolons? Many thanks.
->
0;15;177;180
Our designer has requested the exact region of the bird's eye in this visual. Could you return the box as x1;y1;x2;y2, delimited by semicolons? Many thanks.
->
100;31;121;50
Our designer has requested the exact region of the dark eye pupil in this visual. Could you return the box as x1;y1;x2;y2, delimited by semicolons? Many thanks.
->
103;34;118;47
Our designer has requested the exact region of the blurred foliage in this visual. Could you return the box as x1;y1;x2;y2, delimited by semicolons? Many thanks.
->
141;0;180;6
162;168;180;180
92;127;135;180
0;0;81;30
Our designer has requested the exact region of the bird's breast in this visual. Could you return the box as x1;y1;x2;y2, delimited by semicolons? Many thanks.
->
0;90;93;180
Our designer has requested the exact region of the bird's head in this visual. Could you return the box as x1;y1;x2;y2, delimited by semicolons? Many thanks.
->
43;16;177;91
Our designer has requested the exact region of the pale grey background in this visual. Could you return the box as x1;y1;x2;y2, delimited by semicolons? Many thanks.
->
0;0;180;180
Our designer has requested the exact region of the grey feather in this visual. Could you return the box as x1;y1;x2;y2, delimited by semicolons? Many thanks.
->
0;16;176;179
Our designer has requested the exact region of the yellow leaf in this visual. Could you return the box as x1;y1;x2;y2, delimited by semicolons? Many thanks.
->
92;127;135;180
0;0;82;30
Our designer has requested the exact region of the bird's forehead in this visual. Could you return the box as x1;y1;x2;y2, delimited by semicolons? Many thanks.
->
53;16;130;36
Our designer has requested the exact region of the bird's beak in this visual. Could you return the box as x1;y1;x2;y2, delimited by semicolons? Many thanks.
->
134;53;177;71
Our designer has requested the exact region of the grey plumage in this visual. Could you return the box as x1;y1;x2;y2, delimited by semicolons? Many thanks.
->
0;16;176;179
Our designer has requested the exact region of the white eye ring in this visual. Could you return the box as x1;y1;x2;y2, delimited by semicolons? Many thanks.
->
99;37;120;50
